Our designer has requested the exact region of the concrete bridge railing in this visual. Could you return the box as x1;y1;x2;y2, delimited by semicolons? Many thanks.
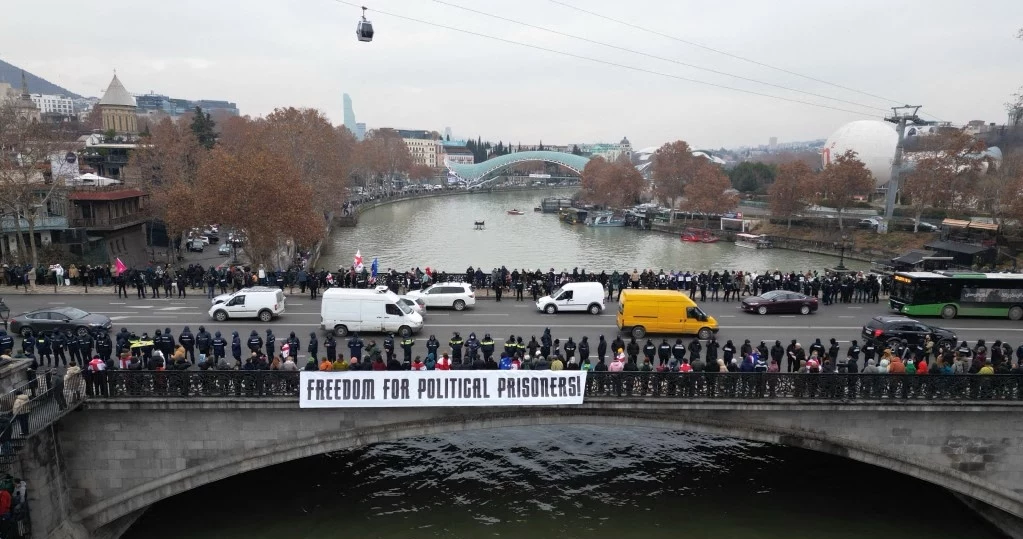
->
19;371;1023;539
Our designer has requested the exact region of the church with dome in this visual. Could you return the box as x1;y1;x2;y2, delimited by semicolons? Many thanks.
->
96;73;137;136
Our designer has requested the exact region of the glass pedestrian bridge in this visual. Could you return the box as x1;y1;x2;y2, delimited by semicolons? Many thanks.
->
447;150;591;186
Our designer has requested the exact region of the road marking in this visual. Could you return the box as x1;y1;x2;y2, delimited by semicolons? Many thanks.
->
847;306;863;309
839;316;854;318
719;315;736;318
464;314;509;316
157;307;192;311
131;305;154;309
48;302;66;305
780;315;795;318
110;302;126;305
289;303;304;306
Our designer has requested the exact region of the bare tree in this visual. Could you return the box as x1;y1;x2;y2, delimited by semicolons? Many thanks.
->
769;161;815;229
683;161;738;227
814;150;874;230
0;100;76;275
651;140;698;223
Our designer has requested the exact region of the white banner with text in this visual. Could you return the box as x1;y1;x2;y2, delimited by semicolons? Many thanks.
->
299;370;587;408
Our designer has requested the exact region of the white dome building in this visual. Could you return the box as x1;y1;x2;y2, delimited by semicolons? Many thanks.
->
822;120;898;187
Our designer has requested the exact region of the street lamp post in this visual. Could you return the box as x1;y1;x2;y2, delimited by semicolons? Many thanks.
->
834;235;851;271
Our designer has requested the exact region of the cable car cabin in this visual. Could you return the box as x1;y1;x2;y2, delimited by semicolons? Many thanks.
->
356;19;374;42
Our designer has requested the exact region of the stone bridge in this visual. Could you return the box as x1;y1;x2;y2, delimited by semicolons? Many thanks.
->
19;372;1023;538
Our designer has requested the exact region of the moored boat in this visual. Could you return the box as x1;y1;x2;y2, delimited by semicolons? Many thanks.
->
735;233;773;249
584;211;626;227
507;209;525;215
680;228;718;243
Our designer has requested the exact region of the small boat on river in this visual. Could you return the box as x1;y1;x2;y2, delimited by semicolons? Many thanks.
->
507;209;525;215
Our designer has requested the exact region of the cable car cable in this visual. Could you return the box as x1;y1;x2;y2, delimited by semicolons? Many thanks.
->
547;0;907;107
334;0;876;117
432;0;889;114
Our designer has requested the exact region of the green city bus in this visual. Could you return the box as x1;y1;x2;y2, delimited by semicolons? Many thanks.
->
889;271;1023;320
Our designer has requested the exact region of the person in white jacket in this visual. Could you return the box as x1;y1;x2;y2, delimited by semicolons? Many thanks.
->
11;393;29;436
65;362;84;401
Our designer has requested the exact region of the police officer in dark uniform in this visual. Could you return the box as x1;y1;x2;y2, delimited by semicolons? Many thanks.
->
308;332;319;360
465;333;480;363
161;328;176;358
36;332;51;367
96;331;113;362
325;334;337;362
578;336;590;363
671;338;686;364
212;331;227;362
265;329;276;360
383;334;395;362
400;334;414;364
0;330;14;356
347;333;364;362
449;332;464;364
425;335;439;360
77;331;93;363
657;339;672;366
480;334;495;361
51;330;66;367
178;326;196;364
196;326;212;359
20;330;35;356
564;337;577;362
247;330;263;356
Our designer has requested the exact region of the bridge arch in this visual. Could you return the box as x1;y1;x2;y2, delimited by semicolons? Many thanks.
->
447;151;590;187
78;407;1023;533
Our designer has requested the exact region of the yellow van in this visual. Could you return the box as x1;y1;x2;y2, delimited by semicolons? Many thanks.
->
616;289;719;340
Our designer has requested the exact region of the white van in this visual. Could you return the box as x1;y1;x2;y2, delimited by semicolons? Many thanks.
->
209;286;286;322
321;288;424;337
536;282;606;315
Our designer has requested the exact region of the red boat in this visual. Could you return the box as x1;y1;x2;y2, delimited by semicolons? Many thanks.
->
680;228;719;243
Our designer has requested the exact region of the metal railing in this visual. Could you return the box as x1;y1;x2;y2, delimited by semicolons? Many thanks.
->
95;371;1023;402
69;213;147;229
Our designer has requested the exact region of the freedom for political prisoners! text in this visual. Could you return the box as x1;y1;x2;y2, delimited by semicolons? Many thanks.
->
299;371;586;408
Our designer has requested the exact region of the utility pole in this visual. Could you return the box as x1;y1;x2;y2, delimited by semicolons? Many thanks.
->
882;105;927;231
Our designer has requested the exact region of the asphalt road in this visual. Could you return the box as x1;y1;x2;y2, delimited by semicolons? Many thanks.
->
6;290;1023;358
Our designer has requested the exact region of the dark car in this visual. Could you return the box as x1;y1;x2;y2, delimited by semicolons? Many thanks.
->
10;306;112;338
741;290;819;315
861;315;956;352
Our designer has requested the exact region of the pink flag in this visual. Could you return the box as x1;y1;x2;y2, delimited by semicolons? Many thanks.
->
115;258;127;275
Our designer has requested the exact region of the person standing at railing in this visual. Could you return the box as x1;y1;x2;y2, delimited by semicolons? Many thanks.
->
10;392;29;438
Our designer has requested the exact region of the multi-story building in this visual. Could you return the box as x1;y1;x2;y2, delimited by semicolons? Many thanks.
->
135;93;238;118
576;137;632;161
343;93;356;136
396;129;442;168
442;146;474;165
29;93;74;116
355;122;366;141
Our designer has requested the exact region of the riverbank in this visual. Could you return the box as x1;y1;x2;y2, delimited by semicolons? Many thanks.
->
649;219;905;265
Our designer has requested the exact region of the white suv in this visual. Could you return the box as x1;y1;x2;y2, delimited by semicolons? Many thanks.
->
407;283;476;311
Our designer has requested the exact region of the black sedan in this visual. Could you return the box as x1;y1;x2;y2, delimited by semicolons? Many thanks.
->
741;290;819;315
10;306;112;338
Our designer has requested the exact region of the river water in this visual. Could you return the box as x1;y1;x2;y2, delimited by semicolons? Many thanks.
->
320;190;868;273
124;426;998;539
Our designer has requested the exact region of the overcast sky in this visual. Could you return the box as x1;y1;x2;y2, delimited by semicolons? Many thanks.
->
3;0;1021;149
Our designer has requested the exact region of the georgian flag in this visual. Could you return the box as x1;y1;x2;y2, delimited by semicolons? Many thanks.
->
354;250;364;272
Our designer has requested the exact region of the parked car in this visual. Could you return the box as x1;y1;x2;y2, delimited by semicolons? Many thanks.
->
535;282;605;314
398;295;427;316
858;217;882;230
218;243;232;256
187;239;205;253
861;315;957;352
406;282;476;311
10;306;112;338
741;290;818;315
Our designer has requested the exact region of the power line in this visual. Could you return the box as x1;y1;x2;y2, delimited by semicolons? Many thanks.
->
432;0;889;114
334;0;876;117
548;0;907;107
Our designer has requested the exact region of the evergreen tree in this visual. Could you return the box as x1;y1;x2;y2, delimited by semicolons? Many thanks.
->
571;144;582;156
190;106;217;149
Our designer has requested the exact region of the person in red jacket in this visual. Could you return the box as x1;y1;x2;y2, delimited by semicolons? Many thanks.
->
436;353;451;370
